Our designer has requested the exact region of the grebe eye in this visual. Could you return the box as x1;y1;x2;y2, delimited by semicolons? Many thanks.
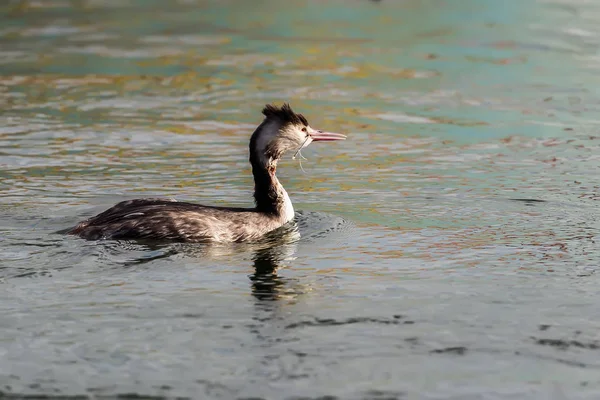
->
301;127;307;132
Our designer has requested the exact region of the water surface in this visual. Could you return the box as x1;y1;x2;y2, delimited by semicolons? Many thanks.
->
2;0;600;398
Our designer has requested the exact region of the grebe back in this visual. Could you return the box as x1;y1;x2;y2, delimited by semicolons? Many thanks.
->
67;103;346;243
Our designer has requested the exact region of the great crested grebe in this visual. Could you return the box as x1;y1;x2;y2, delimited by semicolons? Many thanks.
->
67;103;346;243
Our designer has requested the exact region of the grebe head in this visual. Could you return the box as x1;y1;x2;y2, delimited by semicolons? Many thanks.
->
250;103;346;168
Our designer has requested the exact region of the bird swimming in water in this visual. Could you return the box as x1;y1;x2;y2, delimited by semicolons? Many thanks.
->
67;103;346;243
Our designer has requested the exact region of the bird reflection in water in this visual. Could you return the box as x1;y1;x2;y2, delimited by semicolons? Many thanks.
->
249;222;301;302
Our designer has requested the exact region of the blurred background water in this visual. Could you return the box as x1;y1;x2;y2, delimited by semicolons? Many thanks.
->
2;0;600;398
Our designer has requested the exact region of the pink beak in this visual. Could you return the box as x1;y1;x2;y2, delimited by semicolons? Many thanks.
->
309;129;347;142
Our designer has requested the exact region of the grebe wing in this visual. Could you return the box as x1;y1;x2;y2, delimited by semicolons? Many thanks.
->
70;197;227;229
67;198;252;241
68;198;259;241
79;198;181;226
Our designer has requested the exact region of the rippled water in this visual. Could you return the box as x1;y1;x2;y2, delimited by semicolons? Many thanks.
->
2;0;600;398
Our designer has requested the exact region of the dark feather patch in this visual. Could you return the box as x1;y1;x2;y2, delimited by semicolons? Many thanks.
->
262;103;309;126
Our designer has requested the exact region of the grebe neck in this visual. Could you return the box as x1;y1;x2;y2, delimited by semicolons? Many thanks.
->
250;156;295;223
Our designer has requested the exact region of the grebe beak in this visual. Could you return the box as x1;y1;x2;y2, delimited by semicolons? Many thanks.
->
308;128;347;142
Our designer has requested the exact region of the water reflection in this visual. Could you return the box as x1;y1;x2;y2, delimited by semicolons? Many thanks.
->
250;238;298;302
250;249;286;301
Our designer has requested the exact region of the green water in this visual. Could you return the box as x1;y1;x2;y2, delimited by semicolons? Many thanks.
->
2;0;600;398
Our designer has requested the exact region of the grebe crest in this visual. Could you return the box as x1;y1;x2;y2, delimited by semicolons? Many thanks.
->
67;103;346;243
251;103;312;168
